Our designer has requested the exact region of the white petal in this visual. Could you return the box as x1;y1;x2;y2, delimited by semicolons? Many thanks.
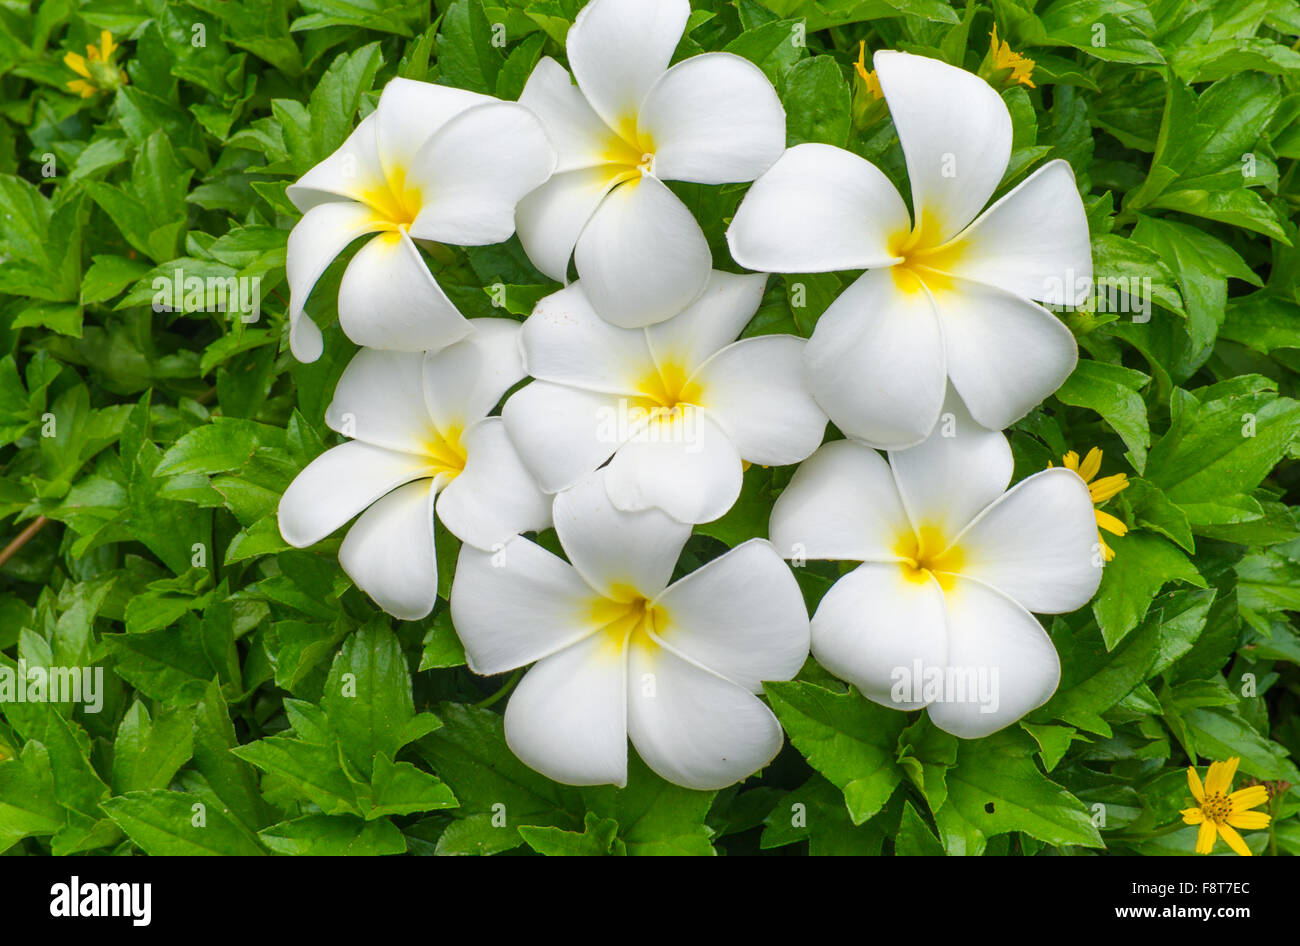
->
603;407;743;523
451;537;609;675
501;381;625;494
374;78;498;182
336;230;470;353
553;470;690;600
810;562;949;710
767;439;911;562
887;389;1013;543
726;143;908;273
627;642;783;790
286;202;381;362
644;270;767;378
339;479;440;621
638;52;785;184
407;102;556;246
804;268;946;448
694;335;826;466
573;174;711;328
926;577;1060;739
277;441;435;548
515;166;625;283
520;282;655;394
936;160;1093;303
287;113;386;212
434;418;552;551
651;539;808;691
505;632;629;787
929;276;1078;430
566;0;689;136
947;468;1102;614
422;318;525;430
325;348;435;454
519;56;620;173
873;50;1012;243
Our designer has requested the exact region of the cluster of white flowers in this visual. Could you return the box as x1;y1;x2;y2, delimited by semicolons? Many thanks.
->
278;0;1100;791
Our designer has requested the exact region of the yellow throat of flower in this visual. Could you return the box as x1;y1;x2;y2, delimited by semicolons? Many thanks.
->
361;164;423;231
633;360;703;419
422;424;468;479
603;117;657;185
591;591;666;658
895;524;963;590
887;213;965;294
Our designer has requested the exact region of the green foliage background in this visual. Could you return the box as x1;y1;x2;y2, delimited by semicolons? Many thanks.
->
1;0;1299;856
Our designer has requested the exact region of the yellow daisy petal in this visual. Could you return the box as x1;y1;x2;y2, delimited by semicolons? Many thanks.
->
86;43;100;62
1100;536;1115;562
64;51;90;78
1228;785;1270;812
1216;822;1252;856
1094;509;1128;537
1088;472;1129;503
1079;447;1103;482
1181;806;1204;825
1187;766;1205;803
100;30;116;59
1225;810;1270;831
1205;757;1239;797
67;79;96;97
1062;451;1079;471
1195;819;1218;854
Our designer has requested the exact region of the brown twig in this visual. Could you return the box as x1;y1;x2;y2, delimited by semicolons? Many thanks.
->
0;515;49;569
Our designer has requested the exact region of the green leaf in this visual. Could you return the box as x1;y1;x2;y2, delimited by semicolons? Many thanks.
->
321;620;439;775
259;814;407;855
1092;532;1206;648
895;800;945;856
101;790;265;856
935;730;1104;853
112;701;195;794
1054;360;1151;469
765;681;907;824
782;55;851;147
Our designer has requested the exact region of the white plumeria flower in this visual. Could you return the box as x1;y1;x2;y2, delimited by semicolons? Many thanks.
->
502;271;827;524
727;50;1092;449
451;470;810;789
768;395;1101;738
514;0;785;328
285;78;556;362
278;320;550;621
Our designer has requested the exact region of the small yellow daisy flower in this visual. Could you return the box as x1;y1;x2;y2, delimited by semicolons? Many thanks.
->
1182;757;1271;856
853;41;884;101
988;26;1036;89
63;29;128;99
1051;447;1129;561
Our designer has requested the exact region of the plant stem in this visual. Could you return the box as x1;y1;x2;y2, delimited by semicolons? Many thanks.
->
0;515;49;569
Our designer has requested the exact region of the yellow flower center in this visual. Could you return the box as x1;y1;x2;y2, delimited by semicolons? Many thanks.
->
894;524;963;590
635;360;703;414
1198;792;1232;824
590;590;666;658
602;119;657;186
422;423;468;479
887;213;964;295
360;163;422;230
